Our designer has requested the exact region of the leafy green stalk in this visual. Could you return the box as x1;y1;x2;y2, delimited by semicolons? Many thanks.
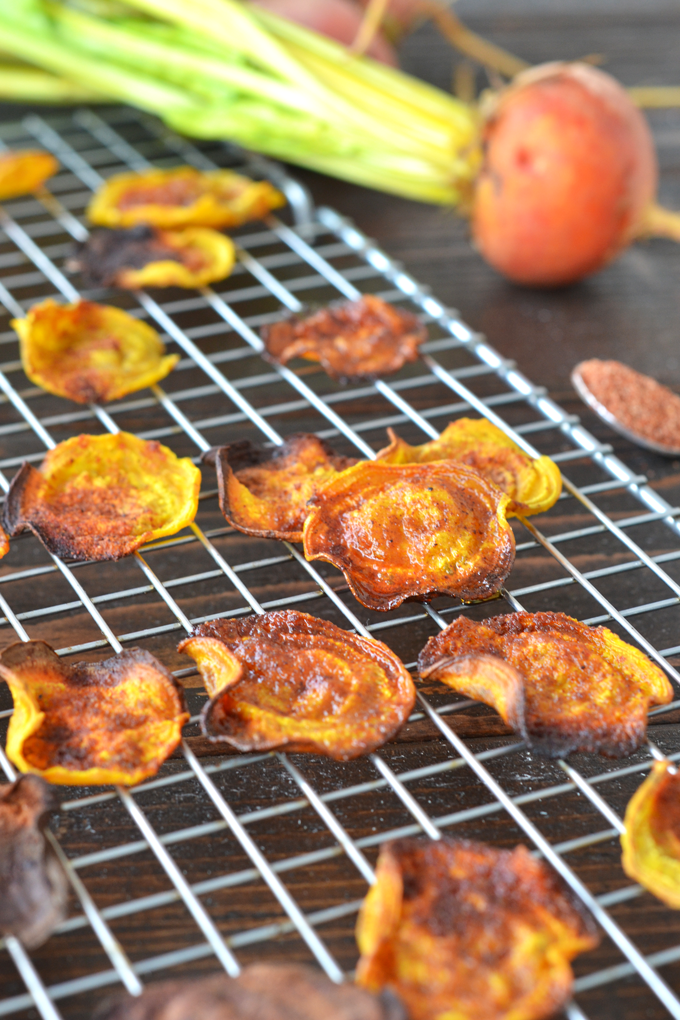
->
0;14;201;117
0;65;105;102
0;0;482;206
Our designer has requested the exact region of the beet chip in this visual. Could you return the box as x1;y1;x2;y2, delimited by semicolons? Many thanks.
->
180;609;415;760
356;837;599;1020
419;612;673;757
261;295;427;381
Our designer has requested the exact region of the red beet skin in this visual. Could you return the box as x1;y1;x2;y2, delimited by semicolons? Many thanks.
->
472;62;657;287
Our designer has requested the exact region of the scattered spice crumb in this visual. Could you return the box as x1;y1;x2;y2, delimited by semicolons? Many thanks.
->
578;359;680;449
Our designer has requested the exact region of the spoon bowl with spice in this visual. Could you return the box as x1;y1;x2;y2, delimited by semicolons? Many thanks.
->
572;359;680;458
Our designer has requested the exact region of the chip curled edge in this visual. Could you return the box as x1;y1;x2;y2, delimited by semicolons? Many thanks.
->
0;640;189;786
13;299;179;404
67;225;236;290
0;150;59;201
0;774;68;949
356;836;599;1020
204;433;358;541
94;962;406;1020
376;417;562;517
621;760;680;909
419;612;673;758
3;431;201;562
260;295;428;381
179;609;416;760
303;460;516;612
87;165;285;229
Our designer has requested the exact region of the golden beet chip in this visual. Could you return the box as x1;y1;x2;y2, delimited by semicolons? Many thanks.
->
303;460;515;612
179;609;416;759
356;837;599;1020
4;432;200;561
419;612;673;758
0;150;58;201
206;433;357;541
376;418;562;516
96;963;405;1020
621;760;680;908
87;166;285;229
67;225;236;290
260;295;428;381
0;774;67;949
13;298;179;404
0;641;189;786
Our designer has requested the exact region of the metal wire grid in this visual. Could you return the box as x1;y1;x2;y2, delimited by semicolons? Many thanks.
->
0;105;679;1020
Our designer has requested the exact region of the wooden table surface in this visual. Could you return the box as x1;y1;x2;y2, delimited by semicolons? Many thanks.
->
2;3;680;1019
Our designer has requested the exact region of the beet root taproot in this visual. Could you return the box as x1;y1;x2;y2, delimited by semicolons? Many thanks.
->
472;62;658;287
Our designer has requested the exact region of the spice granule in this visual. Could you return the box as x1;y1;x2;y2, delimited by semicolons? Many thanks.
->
578;359;680;449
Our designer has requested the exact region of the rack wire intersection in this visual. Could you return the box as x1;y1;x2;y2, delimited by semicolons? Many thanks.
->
0;105;679;1020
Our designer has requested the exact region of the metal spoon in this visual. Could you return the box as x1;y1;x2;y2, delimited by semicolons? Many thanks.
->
571;361;680;458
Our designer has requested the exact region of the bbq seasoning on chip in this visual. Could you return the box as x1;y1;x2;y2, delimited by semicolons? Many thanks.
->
419;611;673;758
205;433;358;541
87;166;285;229
0;641;189;786
376;417;562;516
261;295;427;381
180;609;416;760
4;432;200;561
356;836;599;1020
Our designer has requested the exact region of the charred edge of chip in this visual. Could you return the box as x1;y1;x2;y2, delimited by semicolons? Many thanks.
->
66;225;180;287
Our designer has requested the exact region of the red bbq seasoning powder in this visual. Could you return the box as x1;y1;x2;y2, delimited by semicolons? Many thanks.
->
578;359;680;449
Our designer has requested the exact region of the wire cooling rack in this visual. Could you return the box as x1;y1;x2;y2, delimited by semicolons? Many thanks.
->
1;104;680;1020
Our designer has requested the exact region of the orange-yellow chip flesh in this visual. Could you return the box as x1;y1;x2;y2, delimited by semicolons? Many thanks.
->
208;434;358;542
180;609;416;760
0;151;58;201
115;228;235;288
0;524;9;560
356;837;599;1020
376;418;562;516
13;299;179;404
0;641;189;786
3;432;200;562
621;761;680;909
302;460;515;612
87;166;285;229
419;612;673;758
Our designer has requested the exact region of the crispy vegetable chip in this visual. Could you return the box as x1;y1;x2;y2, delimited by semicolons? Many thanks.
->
13;299;179;404
260;295;427;381
95;962;405;1020
376;418;562;516
67;225;236;290
0;641;189;786
4;432;200;562
419;612;673;757
87;166;285;229
621;760;680;908
180;609;416;759
206;433;357;541
303;461;515;611
356;837;599;1020
0;150;58;201
0;774;67;948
